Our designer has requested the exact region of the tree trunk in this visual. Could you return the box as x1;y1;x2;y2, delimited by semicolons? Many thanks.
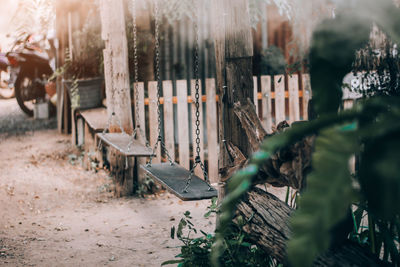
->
236;187;388;266
222;99;313;190
100;0;134;196
212;0;254;201
100;0;133;134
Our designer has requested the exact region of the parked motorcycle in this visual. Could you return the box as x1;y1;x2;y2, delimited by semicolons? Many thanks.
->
6;34;55;116
0;52;15;99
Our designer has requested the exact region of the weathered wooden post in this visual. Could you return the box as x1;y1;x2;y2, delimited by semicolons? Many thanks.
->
100;0;133;133
100;0;135;196
212;0;254;200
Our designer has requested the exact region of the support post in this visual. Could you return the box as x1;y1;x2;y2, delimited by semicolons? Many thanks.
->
100;0;135;196
212;0;254;200
100;0;133;134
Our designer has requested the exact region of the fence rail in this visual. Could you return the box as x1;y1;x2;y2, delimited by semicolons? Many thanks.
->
134;74;311;183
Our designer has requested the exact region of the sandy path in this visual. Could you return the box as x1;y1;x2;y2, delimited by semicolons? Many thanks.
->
0;130;215;266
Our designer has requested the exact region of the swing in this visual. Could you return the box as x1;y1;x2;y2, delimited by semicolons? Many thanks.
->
141;1;217;201
97;0;153;158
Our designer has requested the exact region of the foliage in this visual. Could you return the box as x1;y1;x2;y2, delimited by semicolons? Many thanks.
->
350;201;400;264
68;78;80;109
212;0;400;267
163;199;276;267
67;7;104;79
254;46;287;75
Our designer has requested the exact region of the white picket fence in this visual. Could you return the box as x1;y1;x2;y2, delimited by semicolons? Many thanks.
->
134;74;311;184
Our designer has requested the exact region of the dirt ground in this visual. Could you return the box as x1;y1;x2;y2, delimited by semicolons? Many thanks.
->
0;99;215;267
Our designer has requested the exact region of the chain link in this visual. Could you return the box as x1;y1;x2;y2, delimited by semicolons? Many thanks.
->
184;5;213;193
132;0;140;129
147;0;174;166
127;0;152;152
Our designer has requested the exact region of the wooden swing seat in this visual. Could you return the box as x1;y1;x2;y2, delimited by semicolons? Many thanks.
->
141;163;218;201
97;133;154;157
78;108;108;132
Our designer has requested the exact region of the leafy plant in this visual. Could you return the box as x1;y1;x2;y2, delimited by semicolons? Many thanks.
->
254;46;287;75
163;199;276;267
212;0;400;266
67;6;104;79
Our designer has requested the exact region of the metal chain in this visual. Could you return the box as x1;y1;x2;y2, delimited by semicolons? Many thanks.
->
183;6;213;193
132;0;140;129
147;0;174;167
155;0;162;140
129;0;152;152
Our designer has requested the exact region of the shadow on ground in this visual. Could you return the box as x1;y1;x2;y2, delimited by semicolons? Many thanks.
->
0;98;56;137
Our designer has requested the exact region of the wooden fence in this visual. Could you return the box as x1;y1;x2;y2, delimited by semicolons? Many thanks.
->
134;74;311;184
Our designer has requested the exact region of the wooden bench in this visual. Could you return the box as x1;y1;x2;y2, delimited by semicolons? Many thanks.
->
76;107;108;170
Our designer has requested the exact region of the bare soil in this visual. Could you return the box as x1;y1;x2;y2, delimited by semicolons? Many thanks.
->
0;99;214;267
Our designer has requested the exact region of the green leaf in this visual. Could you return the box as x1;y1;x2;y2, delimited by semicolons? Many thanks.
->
309;11;370;115
171;226;175;239
241;242;252;247
288;127;357;267
204;211;212;218
161;259;184;266
359;134;400;219
177;219;186;239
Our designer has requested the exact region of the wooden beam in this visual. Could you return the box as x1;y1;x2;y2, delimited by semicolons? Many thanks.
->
100;0;133;134
212;0;254;200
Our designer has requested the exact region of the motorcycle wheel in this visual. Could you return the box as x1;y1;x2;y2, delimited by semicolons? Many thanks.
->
15;73;56;118
15;74;36;116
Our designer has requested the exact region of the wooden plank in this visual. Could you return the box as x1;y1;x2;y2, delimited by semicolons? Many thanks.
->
100;0;133;134
148;81;161;163
83;122;91;170
176;80;190;169
224;0;253;58
288;74;300;124
274;75;286;125
76;117;84;147
163;80;175;161
71;109;76;145
141;163;218;201
343;99;354;110
94;134;104;169
302;74;312;120
191;79;205;178
97;133;153;157
206;78;219;184
261;75;272;133
79;107;108;132
253;76;259;116
63;82;69;134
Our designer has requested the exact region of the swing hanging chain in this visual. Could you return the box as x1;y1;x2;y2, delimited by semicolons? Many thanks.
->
148;0;173;166
185;6;212;193
127;0;152;152
132;0;140;130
